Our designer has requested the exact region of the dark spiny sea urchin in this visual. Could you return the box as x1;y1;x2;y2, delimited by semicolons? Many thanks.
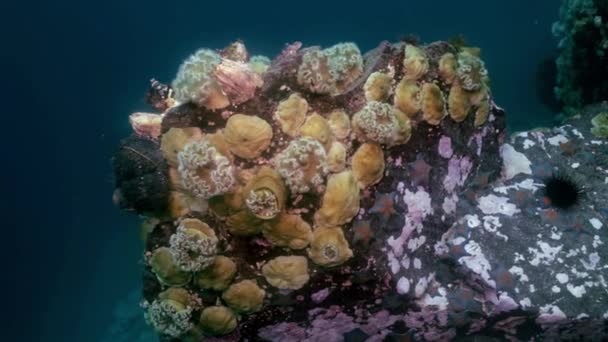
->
543;171;585;210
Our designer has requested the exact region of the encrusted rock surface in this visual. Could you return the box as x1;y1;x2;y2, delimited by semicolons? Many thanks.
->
113;38;608;341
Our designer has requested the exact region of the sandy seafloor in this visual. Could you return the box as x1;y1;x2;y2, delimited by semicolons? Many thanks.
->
3;1;565;340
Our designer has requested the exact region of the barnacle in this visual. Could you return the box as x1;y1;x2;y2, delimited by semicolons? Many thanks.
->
314;170;360;228
145;288;198;338
223;114;273;159
222;279;266;314
456;51;489;92
364;71;393;102
328;109;351;140
273;137;329;194
177;138;236;199
172;49;230;109
149;247;192;287
169;218;218;272
262;213;313;250
243;166;286;220
300;113;333;149
274;93;308;137
194;255;237;291
403;44;429;81
198;306;238;336
262;256;310;290
394;79;421;118
352;143;385;189
352;101;412;146
327;141;347;173
308;227;353;267
421;82;446;125
297;42;363;96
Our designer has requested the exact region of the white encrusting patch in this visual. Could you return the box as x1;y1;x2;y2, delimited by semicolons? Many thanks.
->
493;178;542;194
551;285;561;293
403;188;433;219
407;236;426;252
523;139;535;149
441;194;458;214
520;298;532;308
571;162;580;168
509;266;529;282
459;241;495;288
388;251;400;274
419;288;449;310
501;144;532;180
589;218;603;230
478;194;520;216
566;283;586;298
528;241;562;266
592;235;604;248
465;214;480;228
556;273;569;284
396;277;410;295
414;274;432;298
581;252;600;270
482;215;509;241
537;305;567;324
547;134;568;146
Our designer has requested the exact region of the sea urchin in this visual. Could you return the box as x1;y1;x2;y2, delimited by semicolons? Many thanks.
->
543;172;584;210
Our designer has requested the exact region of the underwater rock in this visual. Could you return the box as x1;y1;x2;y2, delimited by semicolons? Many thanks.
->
113;38;608;341
433;102;608;340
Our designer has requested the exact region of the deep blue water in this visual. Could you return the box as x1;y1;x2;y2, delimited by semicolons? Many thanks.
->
5;1;560;340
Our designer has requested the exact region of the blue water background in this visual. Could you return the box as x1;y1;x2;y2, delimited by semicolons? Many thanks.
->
4;1;559;340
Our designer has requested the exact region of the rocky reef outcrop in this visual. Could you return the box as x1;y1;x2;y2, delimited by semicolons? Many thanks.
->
112;38;608;341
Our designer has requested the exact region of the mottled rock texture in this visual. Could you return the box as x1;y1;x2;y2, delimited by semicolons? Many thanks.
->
114;38;607;341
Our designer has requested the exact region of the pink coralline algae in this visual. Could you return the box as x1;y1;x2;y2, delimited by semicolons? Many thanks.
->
438;136;453;159
443;155;473;193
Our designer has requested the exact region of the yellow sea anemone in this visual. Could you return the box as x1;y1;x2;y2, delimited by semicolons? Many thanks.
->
351;143;385;189
314;171;360;228
262;255;310;290
308;227;353;267
223;114;273;159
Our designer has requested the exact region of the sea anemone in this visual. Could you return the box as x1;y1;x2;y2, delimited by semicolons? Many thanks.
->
223;114;273;159
169;218;218;272
222;280;266;314
273;137;329;194
198;306;238;336
177;138;236;200
352;101;412;146
262;255;310;290
262;213;313;250
194;255;237;291
144;288;198;338
297;42;363;96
